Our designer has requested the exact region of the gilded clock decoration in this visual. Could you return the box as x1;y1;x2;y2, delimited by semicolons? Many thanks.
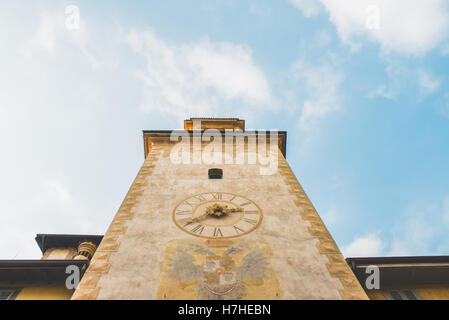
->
173;192;262;239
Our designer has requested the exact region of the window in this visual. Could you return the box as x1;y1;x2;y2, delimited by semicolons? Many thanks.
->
0;289;19;300
387;290;420;300
208;168;223;179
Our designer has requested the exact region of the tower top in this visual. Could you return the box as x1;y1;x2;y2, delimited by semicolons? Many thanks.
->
184;118;245;131
143;117;287;158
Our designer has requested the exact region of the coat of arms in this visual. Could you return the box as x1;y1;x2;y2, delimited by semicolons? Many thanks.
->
157;240;281;300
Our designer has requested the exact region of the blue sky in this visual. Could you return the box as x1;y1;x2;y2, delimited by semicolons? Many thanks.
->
1;0;449;258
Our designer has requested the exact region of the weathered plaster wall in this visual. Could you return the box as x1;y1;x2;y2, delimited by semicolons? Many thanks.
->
72;142;367;300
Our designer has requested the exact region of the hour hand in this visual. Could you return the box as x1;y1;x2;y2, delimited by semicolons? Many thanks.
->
187;212;209;223
223;207;243;213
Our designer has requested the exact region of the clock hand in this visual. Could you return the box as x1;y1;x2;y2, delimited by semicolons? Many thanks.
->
187;204;243;223
187;212;209;223
223;207;243;214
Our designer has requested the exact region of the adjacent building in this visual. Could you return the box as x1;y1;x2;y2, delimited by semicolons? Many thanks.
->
0;234;101;300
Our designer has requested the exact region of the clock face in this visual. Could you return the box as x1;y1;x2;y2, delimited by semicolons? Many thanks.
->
173;192;262;239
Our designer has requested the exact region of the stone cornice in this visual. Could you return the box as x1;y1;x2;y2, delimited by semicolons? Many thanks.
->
143;130;287;159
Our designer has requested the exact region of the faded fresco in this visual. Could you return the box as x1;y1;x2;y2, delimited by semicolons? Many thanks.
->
157;239;282;300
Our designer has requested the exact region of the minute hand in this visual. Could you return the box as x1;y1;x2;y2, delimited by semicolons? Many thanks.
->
188;207;243;223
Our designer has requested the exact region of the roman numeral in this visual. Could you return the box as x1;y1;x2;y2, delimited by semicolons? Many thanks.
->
244;210;259;215
229;196;236;202
234;226;245;234
211;193;222;200
213;228;223;237
179;218;193;227
244;218;258;225
195;195;206;202
175;210;191;216
183;201;194;208
240;202;251;207
191;224;204;234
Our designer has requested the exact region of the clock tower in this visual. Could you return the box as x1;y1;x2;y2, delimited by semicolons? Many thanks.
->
72;118;368;300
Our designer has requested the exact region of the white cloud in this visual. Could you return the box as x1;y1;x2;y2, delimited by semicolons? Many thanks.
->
0;177;105;259
37;179;72;204
31;12;61;54
442;44;449;55
314;29;332;47
289;0;322;17
290;0;449;55
0;5;124;259
342;234;385;257
291;59;343;131
389;213;436;256
368;62;441;100
418;70;440;95
369;85;396;100
344;196;449;258
387;196;449;256
126;29;273;119
24;10;115;69
0;5;276;258
247;0;272;17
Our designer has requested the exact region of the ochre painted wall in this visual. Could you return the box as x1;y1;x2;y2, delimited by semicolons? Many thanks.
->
367;286;449;300
15;287;74;300
42;248;77;260
366;290;387;300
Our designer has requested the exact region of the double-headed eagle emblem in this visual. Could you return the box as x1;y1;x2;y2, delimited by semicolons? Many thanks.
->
166;242;269;300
